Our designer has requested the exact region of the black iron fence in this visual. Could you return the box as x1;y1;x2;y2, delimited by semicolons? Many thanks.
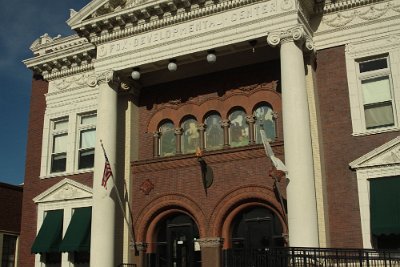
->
223;247;400;267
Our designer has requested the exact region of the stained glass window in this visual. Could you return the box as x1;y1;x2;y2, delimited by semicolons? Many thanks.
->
254;104;276;143
159;121;176;157
229;109;249;147
181;118;199;154
205;113;223;151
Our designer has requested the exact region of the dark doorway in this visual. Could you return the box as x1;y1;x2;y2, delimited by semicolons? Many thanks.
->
231;206;284;249
151;213;201;267
224;206;285;267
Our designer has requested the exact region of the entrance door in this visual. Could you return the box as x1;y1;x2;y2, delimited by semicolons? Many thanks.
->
231;206;284;250
226;206;284;267
155;213;200;267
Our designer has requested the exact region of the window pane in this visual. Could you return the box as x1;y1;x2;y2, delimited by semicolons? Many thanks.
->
254;105;276;143
159;122;176;157
182;119;199;154
205;114;223;150
359;58;387;73
81;114;96;125
362;76;391;104
229;110;249;147
51;153;67;173
365;102;394;129
79;149;95;169
80;129;96;149
54;119;68;130
53;134;67;153
2;235;17;267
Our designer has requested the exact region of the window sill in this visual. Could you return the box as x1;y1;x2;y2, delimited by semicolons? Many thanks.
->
352;126;400;137
40;168;94;179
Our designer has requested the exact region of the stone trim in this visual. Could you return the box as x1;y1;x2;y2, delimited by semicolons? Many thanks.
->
197;237;224;248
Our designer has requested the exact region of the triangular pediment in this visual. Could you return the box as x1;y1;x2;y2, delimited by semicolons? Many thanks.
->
33;178;93;203
350;136;400;169
67;0;137;28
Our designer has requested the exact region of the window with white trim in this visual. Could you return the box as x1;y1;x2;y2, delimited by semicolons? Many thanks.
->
345;38;400;136
77;114;96;170
358;56;395;130
51;118;69;173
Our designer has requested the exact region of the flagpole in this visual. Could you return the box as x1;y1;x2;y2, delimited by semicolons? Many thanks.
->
100;140;138;254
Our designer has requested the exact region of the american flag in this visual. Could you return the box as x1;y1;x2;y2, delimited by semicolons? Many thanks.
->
101;142;113;189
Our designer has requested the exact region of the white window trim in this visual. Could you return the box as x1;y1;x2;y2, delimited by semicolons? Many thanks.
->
350;136;400;248
40;108;97;179
345;35;400;136
76;112;97;171
33;179;93;267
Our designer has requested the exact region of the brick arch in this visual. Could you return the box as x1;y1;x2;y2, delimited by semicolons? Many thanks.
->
208;186;287;241
147;88;282;132
134;194;207;249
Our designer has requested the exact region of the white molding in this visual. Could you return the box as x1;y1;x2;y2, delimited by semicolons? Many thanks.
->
33;179;92;267
33;178;93;203
314;0;400;50
350;136;400;248
345;34;400;136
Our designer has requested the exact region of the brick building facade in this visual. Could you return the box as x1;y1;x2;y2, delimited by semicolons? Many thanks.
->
20;0;400;266
0;182;23;266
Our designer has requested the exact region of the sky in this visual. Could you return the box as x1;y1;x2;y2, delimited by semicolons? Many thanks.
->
0;1;90;185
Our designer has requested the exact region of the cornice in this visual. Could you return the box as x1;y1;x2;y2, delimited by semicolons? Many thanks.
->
75;0;269;44
24;34;96;80
315;0;387;14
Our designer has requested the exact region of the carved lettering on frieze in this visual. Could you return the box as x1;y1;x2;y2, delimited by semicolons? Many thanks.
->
97;0;278;58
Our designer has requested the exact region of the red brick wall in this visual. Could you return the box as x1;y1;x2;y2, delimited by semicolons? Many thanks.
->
316;46;399;248
18;76;93;267
132;62;287;246
0;183;22;233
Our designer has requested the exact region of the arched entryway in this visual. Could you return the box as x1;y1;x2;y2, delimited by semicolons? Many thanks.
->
149;213;201;267
224;205;285;267
231;206;284;249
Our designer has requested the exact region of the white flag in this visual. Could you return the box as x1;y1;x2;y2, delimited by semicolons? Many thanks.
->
260;129;288;174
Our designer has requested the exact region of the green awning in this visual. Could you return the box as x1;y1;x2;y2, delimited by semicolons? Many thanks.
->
31;210;63;254
370;176;400;236
59;207;92;252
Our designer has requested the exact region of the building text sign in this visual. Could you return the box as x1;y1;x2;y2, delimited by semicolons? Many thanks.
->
97;0;291;58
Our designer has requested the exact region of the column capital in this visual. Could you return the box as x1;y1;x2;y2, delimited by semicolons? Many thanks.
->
267;25;314;52
87;70;114;87
197;123;206;131
221;119;230;128
197;237;224;248
153;131;161;138
132;242;148;252
246;115;256;124
174;127;183;135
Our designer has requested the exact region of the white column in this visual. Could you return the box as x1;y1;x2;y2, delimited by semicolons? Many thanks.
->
90;70;118;267
270;28;319;247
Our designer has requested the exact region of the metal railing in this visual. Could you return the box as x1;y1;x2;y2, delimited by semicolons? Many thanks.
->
117;264;137;267
223;247;400;267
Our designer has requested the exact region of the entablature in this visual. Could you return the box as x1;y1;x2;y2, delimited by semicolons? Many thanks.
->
23;34;96;80
71;0;282;44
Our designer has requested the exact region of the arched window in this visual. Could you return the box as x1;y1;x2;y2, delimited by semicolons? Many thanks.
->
159;121;176;157
229;109;249;147
204;113;223;151
181;117;199;154
253;104;276;143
